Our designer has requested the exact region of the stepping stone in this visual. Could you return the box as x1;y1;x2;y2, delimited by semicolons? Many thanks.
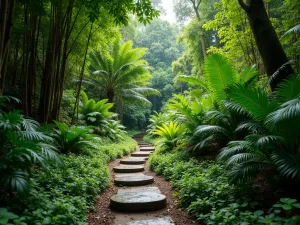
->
131;151;153;157
139;146;155;151
120;157;147;165
114;174;154;186
119;217;174;225
115;172;144;178
118;187;161;193
110;188;166;212
113;165;144;173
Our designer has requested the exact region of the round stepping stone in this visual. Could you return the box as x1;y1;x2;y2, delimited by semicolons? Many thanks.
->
119;217;174;225
110;191;166;212
114;175;154;186
113;165;144;173
139;146;155;151
120;157;147;165
131;151;152;157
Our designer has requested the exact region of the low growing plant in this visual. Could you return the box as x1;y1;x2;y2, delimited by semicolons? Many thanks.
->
52;121;98;154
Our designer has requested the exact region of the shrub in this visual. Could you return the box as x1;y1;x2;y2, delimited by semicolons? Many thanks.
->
78;91;114;129
149;151;300;224
52;121;98;154
5;136;136;225
150;121;186;151
0;110;62;195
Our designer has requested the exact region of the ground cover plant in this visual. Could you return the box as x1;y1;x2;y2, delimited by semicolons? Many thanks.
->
1;135;136;225
150;150;300;225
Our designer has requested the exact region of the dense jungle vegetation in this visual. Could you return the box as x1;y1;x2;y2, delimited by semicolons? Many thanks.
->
0;0;300;224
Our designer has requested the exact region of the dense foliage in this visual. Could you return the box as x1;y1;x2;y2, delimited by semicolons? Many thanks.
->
1;0;300;224
1;135;136;225
150;150;300;225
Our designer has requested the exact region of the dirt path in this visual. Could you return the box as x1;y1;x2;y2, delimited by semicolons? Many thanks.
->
88;143;200;225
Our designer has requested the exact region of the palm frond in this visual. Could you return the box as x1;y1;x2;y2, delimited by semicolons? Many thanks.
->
177;75;208;90
193;125;232;139
275;74;300;104
204;53;237;101
271;151;300;180
281;24;300;41
227;84;277;121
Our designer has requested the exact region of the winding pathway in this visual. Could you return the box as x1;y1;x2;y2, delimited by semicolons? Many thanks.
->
89;135;200;225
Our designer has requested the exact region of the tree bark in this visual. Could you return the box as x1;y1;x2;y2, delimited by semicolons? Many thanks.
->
0;0;15;95
191;0;207;58
39;0;75;122
238;0;294;90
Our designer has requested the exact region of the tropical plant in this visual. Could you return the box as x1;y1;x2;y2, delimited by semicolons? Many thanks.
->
151;121;186;151
218;74;300;183
88;40;160;116
165;94;204;134
281;24;300;42
78;91;114;131
0;109;62;194
204;53;258;102
52;121;98;154
102;120;127;141
147;111;169;135
189;105;248;154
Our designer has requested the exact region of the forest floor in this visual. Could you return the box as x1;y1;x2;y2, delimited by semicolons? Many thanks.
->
88;154;201;225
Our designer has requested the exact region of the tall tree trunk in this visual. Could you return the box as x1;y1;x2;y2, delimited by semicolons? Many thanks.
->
39;0;75;122
72;22;93;124
21;4;39;117
192;1;207;58
0;0;15;95
238;0;294;90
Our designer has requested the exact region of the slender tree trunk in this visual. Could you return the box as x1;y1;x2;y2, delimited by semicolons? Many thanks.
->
238;0;294;90
39;0;75;122
21;4;39;117
0;0;15;95
72;22;93;124
193;5;207;58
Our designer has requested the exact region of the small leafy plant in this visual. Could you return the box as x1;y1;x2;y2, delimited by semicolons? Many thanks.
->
0;109;62;194
52;121;98;154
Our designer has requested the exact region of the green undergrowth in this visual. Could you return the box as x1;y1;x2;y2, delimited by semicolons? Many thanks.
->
126;130;141;137
143;134;156;144
3;136;136;225
149;150;300;225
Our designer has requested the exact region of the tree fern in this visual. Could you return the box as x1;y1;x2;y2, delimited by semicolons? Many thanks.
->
88;40;159;110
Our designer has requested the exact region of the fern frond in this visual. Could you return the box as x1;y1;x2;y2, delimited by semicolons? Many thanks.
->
204;53;236;101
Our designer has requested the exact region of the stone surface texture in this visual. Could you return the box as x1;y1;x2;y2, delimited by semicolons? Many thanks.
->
113;165;144;173
119;217;174;225
114;175;154;186
110;191;166;212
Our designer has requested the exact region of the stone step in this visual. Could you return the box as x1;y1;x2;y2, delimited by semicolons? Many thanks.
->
131;151;153;157
119;217;174;225
115;172;144;177
138;142;151;145
110;187;166;212
120;157;147;165
114;174;154;186
139;146;155;151
113;165;144;173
